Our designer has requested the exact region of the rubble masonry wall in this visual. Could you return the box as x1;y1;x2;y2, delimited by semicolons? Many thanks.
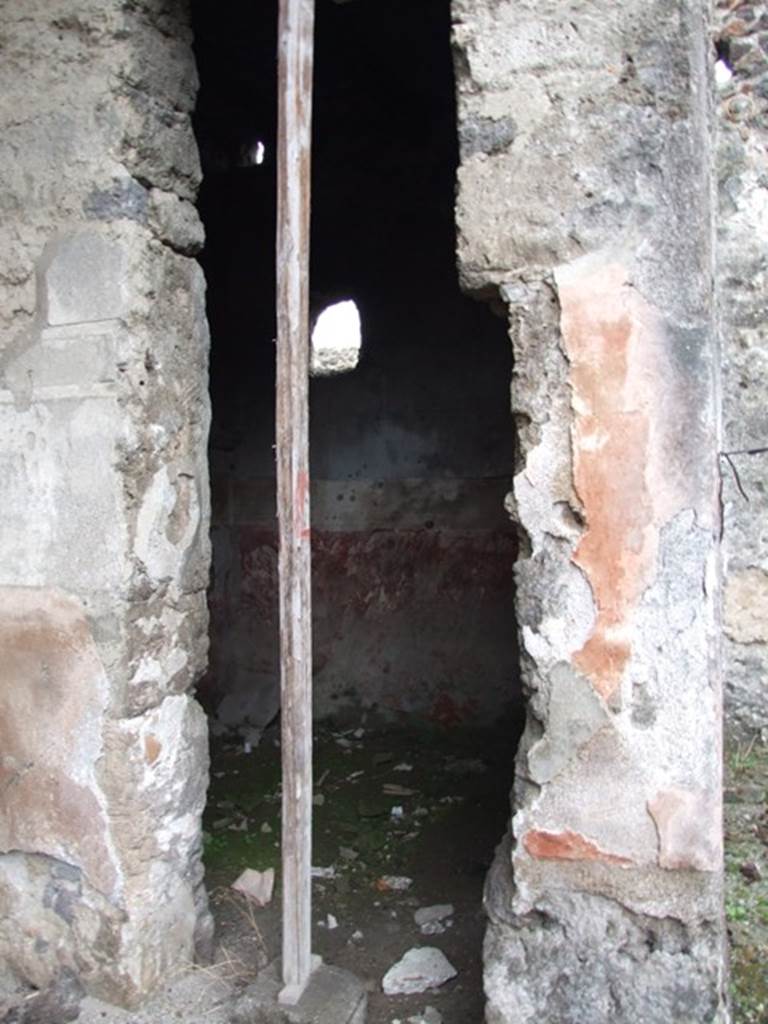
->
0;0;211;1005
452;1;729;1020
716;0;768;741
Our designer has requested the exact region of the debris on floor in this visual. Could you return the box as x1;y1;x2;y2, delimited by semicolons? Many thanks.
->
376;875;413;892
381;947;458;995
231;867;274;906
414;905;453;935
202;720;518;1024
401;1008;443;1024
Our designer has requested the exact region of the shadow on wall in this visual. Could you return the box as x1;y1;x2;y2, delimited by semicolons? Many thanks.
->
192;0;520;738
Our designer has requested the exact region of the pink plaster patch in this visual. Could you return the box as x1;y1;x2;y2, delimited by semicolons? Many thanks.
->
648;787;722;872
523;828;633;866
0;587;118;896
556;260;672;699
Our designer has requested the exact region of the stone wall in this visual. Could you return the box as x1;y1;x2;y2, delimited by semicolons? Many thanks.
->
715;0;768;740
0;0;210;1005
453;1;728;1020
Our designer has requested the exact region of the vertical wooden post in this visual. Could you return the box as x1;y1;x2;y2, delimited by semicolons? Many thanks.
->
275;0;316;1006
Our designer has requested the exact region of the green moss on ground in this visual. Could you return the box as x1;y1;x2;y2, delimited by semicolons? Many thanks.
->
202;722;511;895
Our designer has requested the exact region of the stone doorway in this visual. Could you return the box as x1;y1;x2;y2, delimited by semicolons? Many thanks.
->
191;0;522;1019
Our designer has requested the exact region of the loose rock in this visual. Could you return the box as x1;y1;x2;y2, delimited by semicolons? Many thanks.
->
739;859;763;882
231;867;274;906
376;875;412;892
408;1008;443;1024
382;947;458;995
414;904;453;927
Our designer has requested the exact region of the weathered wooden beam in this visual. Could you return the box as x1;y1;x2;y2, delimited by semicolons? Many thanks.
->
275;0;316;1006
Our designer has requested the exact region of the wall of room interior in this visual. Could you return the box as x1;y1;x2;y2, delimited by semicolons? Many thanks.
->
196;0;520;739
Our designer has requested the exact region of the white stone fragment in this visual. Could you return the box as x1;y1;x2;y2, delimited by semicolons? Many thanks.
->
231;867;274;907
420;920;451;936
327;913;338;930
382;947;457;995
311;866;336;879
414;904;454;928
408;1008;443;1024
379;875;412;891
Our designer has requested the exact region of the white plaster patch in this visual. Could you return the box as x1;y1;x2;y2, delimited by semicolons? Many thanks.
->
44;231;129;326
134;467;201;582
0;396;126;592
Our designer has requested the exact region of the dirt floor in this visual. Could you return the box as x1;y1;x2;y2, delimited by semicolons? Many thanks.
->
202;719;517;1024
724;737;768;1024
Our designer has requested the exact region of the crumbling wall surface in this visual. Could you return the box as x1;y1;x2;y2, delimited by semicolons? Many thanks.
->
715;0;768;740
453;0;728;1021
0;0;211;1006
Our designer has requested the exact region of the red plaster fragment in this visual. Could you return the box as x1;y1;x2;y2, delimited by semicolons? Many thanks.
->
523;828;633;867
556;261;671;700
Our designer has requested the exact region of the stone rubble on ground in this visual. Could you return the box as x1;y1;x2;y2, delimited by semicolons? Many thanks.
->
377;875;412;892
311;865;336;879
414;904;454;935
382;947;458;995
231;867;274;907
408;1008;443;1024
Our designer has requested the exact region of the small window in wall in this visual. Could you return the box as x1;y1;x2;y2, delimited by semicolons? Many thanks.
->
192;2;523;1019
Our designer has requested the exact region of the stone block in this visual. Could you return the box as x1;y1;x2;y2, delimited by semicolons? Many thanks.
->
4;324;117;392
0;393;127;593
44;231;128;326
725;567;768;644
231;961;366;1024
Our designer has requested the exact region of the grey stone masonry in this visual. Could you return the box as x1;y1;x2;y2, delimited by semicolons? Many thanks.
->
0;0;211;1007
453;0;728;1021
715;0;768;740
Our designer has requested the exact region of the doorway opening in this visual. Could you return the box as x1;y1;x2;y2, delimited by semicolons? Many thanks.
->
192;1;522;1019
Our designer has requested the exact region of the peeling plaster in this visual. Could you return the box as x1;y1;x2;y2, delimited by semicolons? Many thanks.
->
555;257;684;700
526;662;610;784
648;787;722;872
522;828;633;867
0;587;119;899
